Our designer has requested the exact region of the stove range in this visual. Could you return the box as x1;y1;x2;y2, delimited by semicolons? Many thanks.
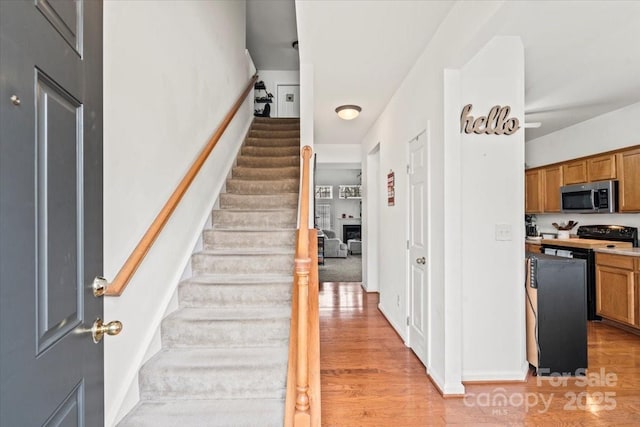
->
541;225;638;320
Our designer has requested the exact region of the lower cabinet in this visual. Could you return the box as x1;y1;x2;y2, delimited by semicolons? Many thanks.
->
525;243;541;254
595;253;639;327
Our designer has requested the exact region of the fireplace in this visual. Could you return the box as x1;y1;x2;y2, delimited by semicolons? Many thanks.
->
343;224;361;241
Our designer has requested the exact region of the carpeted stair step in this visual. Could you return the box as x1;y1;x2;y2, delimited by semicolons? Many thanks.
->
204;229;296;250
244;136;299;147
212;209;296;229
161;307;290;348
236;155;299;168
251;122;300;132
226;178;299;194
191;251;294;275
117;399;285;427
249;129;299;139
138;347;288;400
241;145;300;157
253;117;299;124
219;193;298;209
178;275;292;308
232;166;299;180
118;117;300;426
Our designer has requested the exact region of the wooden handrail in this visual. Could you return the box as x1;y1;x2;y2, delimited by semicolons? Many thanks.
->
285;146;320;426
106;74;258;296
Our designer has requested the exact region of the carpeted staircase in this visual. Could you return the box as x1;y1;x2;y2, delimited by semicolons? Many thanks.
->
118;118;300;427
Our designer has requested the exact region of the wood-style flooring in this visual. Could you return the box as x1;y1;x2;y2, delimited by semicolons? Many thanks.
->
319;282;640;426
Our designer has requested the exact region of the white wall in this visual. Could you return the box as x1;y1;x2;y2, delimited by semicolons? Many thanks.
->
360;1;518;394
526;102;640;235
255;69;300;118
103;1;251;425
363;144;380;292
459;37;526;381
315;144;362;165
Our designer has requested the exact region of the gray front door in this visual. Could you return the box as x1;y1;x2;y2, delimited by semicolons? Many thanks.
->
0;1;104;425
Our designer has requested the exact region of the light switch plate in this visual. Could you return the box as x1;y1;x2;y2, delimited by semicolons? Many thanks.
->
495;224;512;241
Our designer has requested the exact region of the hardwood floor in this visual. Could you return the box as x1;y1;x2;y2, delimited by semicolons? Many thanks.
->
319;282;640;426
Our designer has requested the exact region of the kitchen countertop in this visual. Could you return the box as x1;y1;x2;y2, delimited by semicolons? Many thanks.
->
594;247;640;257
525;238;542;245
537;238;633;249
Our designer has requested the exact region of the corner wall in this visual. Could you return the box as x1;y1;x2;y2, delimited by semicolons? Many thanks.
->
459;37;526;381
103;1;252;424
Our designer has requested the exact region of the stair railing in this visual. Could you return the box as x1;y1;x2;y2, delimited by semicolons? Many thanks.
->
285;146;321;426
105;74;258;296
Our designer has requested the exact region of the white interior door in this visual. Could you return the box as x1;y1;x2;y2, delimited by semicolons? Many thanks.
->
277;84;300;118
408;131;428;366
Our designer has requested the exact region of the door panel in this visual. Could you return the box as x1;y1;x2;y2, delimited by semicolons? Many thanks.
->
0;1;103;425
408;131;428;365
36;0;83;54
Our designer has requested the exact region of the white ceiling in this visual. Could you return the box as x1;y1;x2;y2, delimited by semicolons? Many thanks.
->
246;0;299;71
250;1;640;144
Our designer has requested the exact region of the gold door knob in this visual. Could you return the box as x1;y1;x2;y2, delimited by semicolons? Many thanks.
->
91;318;123;343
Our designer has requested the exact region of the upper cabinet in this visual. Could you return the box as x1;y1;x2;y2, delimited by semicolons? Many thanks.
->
525;144;640;214
618;148;640;212
525;169;543;213
588;154;617;182
562;160;588;185
542;166;563;212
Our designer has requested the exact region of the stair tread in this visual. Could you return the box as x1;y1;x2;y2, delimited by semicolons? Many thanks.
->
183;274;293;284
118;399;284;427
205;227;297;232
145;346;288;370
195;248;295;256
166;306;290;320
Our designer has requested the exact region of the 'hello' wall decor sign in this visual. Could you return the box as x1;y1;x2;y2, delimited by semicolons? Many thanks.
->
460;104;520;135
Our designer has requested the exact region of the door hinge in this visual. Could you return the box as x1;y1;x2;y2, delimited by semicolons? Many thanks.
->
406;164;411;174
406;240;410;249
406;316;410;326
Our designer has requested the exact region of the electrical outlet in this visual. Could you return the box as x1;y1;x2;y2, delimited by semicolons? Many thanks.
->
495;224;512;241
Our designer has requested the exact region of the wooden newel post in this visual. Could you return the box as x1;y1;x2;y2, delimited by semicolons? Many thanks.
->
294;258;311;424
293;145;313;426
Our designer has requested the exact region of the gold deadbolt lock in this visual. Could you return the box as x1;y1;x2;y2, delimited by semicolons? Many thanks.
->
92;276;108;297
92;318;123;343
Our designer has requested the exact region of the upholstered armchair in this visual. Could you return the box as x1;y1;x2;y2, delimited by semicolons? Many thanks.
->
321;229;348;258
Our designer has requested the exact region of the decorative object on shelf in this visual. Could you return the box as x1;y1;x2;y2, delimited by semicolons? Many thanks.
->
387;171;395;206
335;104;361;120
552;221;578;240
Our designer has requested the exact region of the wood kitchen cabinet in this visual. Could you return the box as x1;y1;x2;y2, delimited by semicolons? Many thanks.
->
595;253;638;327
588;154;616;182
525;169;543;213
542;166;563;212
617;148;640;212
525;243;541;254
562;160;588;185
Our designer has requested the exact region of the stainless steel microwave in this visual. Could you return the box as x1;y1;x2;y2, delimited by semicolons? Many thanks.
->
560;180;617;213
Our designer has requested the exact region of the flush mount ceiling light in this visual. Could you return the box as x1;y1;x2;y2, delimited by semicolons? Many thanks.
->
335;105;361;120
